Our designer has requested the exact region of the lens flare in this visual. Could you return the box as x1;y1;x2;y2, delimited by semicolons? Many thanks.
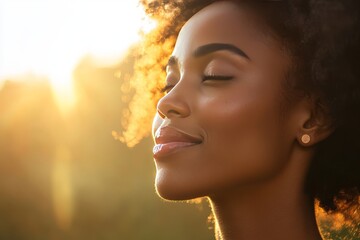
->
0;0;155;114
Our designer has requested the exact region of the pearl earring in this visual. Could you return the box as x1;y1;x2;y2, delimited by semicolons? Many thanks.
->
301;134;311;144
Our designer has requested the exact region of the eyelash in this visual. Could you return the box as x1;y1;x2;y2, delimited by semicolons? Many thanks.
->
202;74;233;81
161;75;233;93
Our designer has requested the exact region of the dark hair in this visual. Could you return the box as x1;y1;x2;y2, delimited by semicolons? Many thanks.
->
122;0;360;213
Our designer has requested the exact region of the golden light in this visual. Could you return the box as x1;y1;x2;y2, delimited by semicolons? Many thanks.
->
0;0;155;114
0;0;156;230
52;146;73;230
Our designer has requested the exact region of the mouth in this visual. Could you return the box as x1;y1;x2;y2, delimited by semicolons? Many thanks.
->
153;126;203;158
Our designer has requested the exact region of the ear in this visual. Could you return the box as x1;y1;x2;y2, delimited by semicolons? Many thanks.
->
296;97;335;147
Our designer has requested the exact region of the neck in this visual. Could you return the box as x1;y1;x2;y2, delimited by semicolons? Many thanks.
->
209;192;322;240
208;149;323;240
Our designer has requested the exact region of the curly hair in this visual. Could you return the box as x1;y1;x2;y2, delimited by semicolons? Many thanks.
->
121;0;360;214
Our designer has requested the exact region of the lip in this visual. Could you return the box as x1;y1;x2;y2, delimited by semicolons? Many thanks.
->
153;126;203;158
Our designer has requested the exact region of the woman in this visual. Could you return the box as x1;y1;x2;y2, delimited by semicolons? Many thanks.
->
121;0;360;239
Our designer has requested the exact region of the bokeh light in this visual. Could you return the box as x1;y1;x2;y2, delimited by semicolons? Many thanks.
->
0;1;215;239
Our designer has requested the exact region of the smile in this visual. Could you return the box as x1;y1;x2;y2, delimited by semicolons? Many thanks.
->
153;126;203;158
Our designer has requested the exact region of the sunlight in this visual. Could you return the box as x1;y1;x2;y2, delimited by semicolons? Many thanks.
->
52;146;73;230
0;0;155;114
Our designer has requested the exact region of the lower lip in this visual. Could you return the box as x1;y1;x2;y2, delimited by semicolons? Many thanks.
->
153;142;199;159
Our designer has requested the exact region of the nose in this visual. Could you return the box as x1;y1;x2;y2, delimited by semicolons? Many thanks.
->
156;84;191;119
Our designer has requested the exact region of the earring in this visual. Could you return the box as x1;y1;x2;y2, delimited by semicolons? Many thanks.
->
301;134;311;144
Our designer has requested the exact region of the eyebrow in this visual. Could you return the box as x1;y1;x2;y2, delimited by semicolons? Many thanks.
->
165;43;250;69
193;43;250;60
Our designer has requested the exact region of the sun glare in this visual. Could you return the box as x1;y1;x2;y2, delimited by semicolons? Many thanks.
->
0;0;155;114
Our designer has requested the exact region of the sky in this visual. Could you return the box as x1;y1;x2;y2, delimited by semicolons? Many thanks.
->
0;0;154;110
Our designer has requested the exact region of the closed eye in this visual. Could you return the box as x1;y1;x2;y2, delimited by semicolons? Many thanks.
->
162;75;233;93
202;75;233;81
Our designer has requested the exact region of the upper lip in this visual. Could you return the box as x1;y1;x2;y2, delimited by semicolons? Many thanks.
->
154;126;203;145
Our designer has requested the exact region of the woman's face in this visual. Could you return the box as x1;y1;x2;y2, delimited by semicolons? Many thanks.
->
152;1;301;200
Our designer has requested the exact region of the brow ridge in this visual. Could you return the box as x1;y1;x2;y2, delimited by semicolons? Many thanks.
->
193;43;250;60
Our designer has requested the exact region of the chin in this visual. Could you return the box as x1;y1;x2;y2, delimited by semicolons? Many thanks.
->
155;170;205;201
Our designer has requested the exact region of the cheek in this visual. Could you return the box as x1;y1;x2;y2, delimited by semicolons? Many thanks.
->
198;89;288;184
200;87;277;141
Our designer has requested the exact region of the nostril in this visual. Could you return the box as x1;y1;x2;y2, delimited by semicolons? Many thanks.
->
157;108;182;119
167;109;181;117
157;109;166;119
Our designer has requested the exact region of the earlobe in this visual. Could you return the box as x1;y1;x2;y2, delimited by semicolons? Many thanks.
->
297;127;334;147
297;111;335;147
300;134;311;145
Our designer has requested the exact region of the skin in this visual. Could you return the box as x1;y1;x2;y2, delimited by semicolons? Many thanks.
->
152;1;332;239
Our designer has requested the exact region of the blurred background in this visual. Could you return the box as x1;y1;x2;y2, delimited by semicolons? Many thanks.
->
0;1;212;239
0;0;358;239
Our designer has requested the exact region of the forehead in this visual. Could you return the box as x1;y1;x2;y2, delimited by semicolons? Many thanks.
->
172;1;283;62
